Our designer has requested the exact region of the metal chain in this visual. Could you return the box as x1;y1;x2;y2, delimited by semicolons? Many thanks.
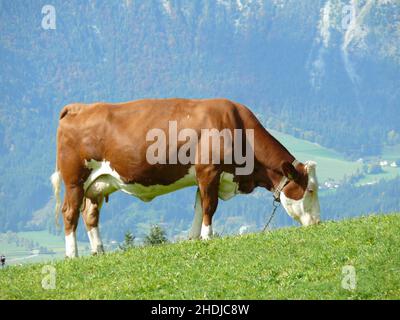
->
262;198;281;232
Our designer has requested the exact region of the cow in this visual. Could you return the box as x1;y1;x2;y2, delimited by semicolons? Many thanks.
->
51;98;321;258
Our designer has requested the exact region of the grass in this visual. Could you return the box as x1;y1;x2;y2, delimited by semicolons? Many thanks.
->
1;214;399;300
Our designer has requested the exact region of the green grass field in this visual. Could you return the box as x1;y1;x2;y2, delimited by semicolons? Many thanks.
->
271;130;363;182
0;231;90;265
272;130;400;184
357;166;400;186
1;214;399;300
382;144;400;161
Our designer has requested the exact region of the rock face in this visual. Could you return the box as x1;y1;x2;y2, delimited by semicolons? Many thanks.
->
0;0;399;232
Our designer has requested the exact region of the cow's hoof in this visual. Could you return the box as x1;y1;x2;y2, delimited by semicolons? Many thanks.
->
91;245;105;256
91;251;104;256
64;255;78;259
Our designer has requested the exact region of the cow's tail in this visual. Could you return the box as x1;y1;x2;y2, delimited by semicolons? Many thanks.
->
51;154;62;228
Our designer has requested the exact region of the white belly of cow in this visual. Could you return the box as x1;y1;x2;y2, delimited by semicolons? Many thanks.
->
83;160;239;202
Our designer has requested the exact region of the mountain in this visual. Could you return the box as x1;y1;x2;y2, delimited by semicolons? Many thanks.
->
0;0;399;234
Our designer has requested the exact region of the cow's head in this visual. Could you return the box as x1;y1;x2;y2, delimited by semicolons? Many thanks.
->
279;161;321;226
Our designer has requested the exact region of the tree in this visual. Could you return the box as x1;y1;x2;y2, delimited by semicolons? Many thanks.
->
119;231;135;251
144;225;168;246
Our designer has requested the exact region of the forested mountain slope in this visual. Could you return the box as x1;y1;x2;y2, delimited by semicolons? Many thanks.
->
0;0;399;233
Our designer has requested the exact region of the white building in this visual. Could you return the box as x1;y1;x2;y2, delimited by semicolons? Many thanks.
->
379;160;389;167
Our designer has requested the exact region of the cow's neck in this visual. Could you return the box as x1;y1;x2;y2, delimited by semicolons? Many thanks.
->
255;126;295;172
253;126;297;192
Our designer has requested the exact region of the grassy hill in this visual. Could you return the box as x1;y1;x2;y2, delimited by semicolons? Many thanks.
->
1;214;399;300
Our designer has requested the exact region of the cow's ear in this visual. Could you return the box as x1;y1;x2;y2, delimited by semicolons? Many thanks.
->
281;161;299;181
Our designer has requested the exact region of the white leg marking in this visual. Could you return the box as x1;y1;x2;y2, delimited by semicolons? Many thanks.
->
189;189;202;239
200;223;213;240
87;227;104;254
65;232;78;258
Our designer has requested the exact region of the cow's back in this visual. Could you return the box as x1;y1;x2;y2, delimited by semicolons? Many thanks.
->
57;98;252;185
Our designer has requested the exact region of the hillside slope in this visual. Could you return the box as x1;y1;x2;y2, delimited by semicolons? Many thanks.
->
1;214;399;300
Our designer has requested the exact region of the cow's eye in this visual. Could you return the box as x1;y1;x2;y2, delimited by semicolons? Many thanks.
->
307;189;314;194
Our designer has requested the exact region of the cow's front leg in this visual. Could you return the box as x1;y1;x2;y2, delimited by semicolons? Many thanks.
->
189;189;203;239
196;165;220;240
63;184;84;258
82;197;104;255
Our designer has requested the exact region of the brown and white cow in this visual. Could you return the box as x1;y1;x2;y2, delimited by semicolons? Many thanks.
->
51;98;320;258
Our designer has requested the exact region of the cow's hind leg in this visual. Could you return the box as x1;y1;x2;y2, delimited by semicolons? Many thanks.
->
82;197;105;255
62;184;84;258
82;197;104;255
188;189;203;239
